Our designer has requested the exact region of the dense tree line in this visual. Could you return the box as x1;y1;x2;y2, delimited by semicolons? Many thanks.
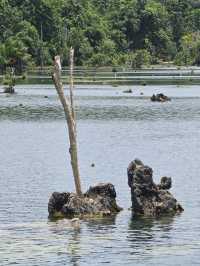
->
1;0;200;72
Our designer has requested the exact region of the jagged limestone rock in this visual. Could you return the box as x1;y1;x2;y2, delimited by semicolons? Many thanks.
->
48;183;122;219
128;159;183;217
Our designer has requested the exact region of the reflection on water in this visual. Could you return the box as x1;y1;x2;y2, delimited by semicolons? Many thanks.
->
128;216;175;255
85;215;117;230
1;84;200;265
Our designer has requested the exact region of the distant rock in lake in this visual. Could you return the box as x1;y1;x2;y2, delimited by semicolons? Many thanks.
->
127;159;183;217
151;93;171;102
3;86;15;94
123;89;132;93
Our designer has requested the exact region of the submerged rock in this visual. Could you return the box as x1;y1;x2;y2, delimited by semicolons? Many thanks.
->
48;183;122;219
128;159;183;217
151;93;171;102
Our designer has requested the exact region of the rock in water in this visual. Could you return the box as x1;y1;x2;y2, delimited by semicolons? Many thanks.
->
151;93;171;102
127;159;183;217
4;86;15;94
123;89;132;93
48;183;122;219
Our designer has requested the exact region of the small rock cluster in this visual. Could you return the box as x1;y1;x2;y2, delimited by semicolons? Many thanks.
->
48;183;122;219
151;93;171;102
128;159;183;217
123;89;132;93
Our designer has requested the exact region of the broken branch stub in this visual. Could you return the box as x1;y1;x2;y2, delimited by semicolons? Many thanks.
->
52;55;82;196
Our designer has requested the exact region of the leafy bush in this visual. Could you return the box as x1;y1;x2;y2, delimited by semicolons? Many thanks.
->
175;32;200;66
128;49;152;69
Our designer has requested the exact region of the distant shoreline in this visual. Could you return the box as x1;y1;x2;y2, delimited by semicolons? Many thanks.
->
1;66;200;86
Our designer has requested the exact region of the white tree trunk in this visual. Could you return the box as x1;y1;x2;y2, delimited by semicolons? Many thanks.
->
52;54;82;196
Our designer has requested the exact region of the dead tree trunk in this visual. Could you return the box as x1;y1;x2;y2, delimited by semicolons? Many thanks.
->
52;53;82;196
69;48;76;121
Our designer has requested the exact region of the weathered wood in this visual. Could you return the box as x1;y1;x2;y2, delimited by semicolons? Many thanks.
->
69;48;76;122
52;55;82;196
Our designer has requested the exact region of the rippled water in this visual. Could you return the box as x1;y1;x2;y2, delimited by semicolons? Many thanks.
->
0;84;200;265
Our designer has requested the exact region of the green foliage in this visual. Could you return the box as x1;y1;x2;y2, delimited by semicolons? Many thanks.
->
175;32;200;65
0;0;199;69
128;49;151;69
3;36;32;73
3;68;16;94
188;8;200;31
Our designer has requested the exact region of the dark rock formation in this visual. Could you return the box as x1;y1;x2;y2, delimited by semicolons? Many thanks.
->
157;176;172;190
128;159;183;217
151;93;171;102
4;86;15;94
48;183;122;219
123;89;132;93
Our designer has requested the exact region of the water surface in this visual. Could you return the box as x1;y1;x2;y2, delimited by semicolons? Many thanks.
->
0;84;200;265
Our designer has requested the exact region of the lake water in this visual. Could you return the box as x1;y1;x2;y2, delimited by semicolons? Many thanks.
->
0;84;200;265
